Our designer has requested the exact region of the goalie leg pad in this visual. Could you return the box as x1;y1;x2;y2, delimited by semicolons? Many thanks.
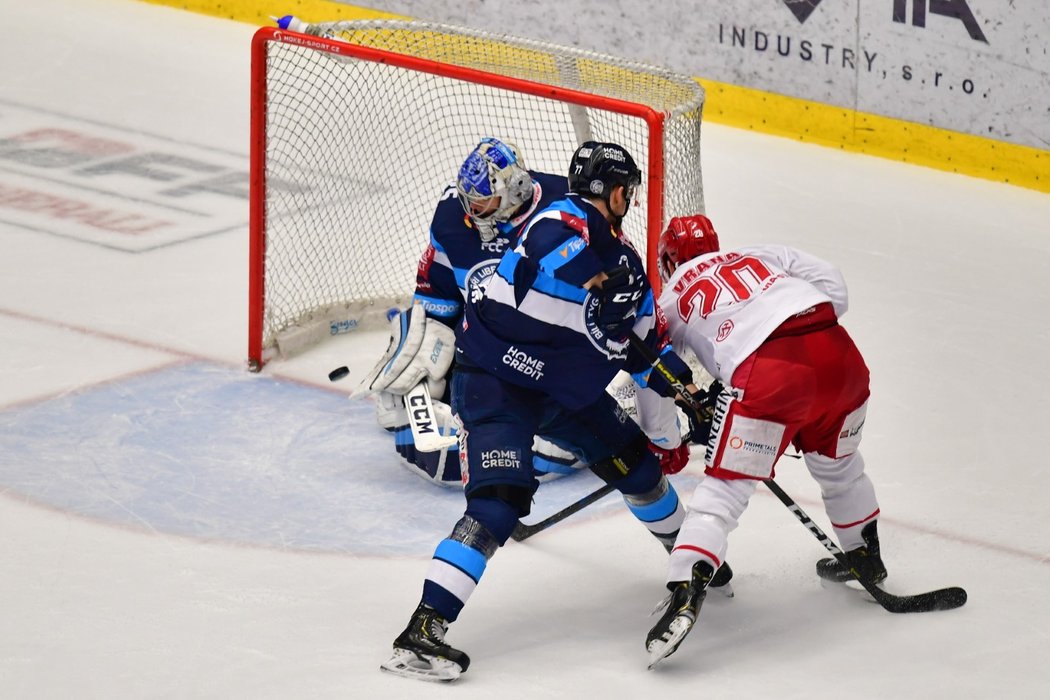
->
532;436;585;480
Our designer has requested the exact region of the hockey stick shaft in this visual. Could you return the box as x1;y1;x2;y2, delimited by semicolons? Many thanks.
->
626;332;706;415
511;482;617;542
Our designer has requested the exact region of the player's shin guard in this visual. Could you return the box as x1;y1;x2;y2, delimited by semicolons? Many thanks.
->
420;515;500;622
622;476;685;553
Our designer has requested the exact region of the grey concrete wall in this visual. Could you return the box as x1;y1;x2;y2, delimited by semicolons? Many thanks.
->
345;0;1049;150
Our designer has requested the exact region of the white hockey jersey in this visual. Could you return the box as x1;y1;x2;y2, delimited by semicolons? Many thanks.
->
658;245;849;384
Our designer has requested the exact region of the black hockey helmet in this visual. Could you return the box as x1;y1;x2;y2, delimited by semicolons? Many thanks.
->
568;141;641;202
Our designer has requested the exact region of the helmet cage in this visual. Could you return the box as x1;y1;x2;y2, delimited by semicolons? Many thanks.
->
456;138;533;241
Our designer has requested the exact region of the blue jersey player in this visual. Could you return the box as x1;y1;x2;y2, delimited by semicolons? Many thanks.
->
380;142;730;682
359;138;593;485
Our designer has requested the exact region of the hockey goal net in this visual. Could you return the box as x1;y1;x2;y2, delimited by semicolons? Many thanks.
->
249;19;706;370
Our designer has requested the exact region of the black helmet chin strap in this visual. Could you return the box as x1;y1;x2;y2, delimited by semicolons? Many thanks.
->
606;184;631;234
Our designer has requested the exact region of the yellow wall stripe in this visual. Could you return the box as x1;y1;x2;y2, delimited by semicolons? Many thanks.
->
140;0;1048;194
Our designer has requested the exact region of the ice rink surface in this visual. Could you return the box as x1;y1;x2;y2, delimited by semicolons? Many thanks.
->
2;1;1049;698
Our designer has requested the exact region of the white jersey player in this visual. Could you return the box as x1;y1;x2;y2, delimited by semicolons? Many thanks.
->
645;214;886;667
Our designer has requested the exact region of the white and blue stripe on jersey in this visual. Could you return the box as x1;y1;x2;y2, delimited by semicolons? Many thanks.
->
457;193;660;410
413;171;569;326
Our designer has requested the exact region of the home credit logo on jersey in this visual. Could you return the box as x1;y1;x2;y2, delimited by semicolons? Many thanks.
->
480;448;522;470
501;346;545;380
0;103;248;252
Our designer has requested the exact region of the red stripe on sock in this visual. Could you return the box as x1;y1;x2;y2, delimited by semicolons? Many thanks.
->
670;544;721;568
831;508;880;529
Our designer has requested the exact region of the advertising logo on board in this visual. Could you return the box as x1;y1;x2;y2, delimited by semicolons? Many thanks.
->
779;0;987;43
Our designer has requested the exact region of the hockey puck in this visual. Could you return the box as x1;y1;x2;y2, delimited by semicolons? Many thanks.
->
328;366;350;382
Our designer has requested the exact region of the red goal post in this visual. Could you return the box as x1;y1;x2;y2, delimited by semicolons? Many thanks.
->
249;20;706;370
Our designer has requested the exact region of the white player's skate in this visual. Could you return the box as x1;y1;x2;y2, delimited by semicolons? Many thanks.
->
645;560;715;669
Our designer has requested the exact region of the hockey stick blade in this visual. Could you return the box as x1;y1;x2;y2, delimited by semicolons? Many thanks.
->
865;584;967;614
511;483;617;542
764;479;967;614
817;560;967;612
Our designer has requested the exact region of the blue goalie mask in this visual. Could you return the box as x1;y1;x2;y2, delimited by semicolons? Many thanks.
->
456;138;534;241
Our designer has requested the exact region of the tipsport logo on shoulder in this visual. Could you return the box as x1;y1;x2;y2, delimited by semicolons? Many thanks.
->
582;292;629;360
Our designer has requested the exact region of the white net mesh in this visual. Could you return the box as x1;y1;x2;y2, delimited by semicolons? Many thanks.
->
252;20;705;365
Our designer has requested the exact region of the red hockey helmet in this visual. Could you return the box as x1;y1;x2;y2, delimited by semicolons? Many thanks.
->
657;214;720;281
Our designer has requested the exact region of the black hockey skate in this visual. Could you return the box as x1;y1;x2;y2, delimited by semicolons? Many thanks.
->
663;538;734;597
816;521;888;584
380;603;471;682
646;560;715;669
709;561;734;598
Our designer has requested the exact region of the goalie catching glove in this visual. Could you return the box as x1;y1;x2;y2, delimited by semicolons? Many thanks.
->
353;304;456;398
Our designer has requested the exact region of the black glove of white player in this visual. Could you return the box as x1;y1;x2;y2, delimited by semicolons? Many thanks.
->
677;380;724;445
596;266;646;339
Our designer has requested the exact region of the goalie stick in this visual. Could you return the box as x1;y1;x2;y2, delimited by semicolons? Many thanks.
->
329;367;457;452
627;332;967;613
403;381;458;452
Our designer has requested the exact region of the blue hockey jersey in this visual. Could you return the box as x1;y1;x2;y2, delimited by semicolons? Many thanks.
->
456;193;660;410
413;171;569;327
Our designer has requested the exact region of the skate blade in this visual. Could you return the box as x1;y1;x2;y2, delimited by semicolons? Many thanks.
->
646;616;694;670
380;648;462;682
710;581;734;598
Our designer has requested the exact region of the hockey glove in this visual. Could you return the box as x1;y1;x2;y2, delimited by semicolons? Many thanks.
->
648;441;690;475
352;304;456;398
642;347;694;399
677;380;724;445
596;266;646;340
